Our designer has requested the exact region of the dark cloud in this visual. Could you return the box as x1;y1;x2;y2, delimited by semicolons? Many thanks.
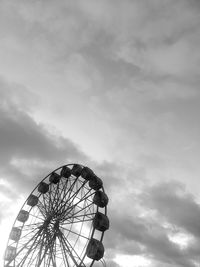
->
143;182;200;238
0;106;83;162
107;213;196;267
138;181;200;266
102;179;200;267
0;83;88;193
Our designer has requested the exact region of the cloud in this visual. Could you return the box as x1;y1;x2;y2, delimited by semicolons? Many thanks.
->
0;0;200;166
0;106;83;162
1;0;200;84
143;182;200;239
2;0;199;81
1;1;200;267
93;259;121;267
102;178;200;267
106;215;195;267
0;80;88;195
139;181;200;266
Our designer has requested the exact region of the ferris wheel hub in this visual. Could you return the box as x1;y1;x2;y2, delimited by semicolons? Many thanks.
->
54;220;60;230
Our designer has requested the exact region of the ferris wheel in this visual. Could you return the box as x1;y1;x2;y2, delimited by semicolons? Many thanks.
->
4;163;109;267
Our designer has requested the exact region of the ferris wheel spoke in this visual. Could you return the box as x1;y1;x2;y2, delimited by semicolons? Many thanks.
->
21;222;43;230
49;238;57;267
56;176;71;210
42;190;51;216
47;251;56;267
71;217;93;224
17;224;43;246
42;240;52;267
60;226;90;241
52;181;62;211
26;252;39;267
63;180;87;209
68;183;94;205
44;236;56;267
69;192;93;204
54;191;69;214
44;186;56;214
19;235;43;267
29;207;46;221
24;232;47;266
48;184;55;213
75;188;94;205
60;230;86;266
72;207;89;253
71;202;94;219
35;231;48;267
58;233;76;267
58;236;71;267
17;228;42;257
58;231;84;267
59;176;69;197
44;181;58;215
18;227;41;242
80;216;94;261
42;193;50;216
60;200;93;223
45;235;56;267
16;228;45;267
35;230;56;267
64;176;79;202
81;193;95;217
55;178;79;215
63;206;95;223
43;186;57;215
84;202;93;217
44;254;50;267
65;190;94;216
62;217;94;225
40;194;48;214
72;212;96;219
49;177;72;215
49;235;58;267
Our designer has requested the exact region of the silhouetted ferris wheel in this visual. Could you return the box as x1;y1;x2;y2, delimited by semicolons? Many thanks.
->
4;163;109;267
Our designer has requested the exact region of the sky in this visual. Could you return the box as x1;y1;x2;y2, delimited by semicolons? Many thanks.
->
1;0;200;266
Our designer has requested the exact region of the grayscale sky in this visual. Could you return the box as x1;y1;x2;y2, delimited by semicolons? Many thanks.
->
1;1;200;266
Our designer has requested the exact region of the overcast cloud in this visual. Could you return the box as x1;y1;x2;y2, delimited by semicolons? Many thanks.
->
0;1;200;267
